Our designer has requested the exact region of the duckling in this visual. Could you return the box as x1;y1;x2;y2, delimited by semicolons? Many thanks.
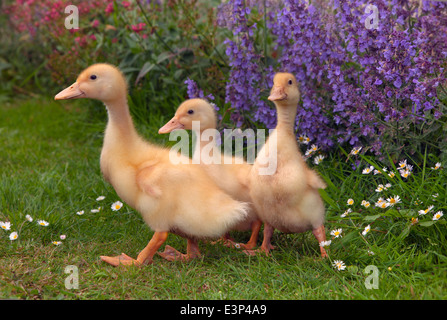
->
55;64;249;266
158;99;262;249
248;72;328;258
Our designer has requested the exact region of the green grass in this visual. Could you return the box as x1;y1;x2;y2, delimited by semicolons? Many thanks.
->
0;98;446;300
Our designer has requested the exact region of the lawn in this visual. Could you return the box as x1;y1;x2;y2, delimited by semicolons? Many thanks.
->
0;97;446;300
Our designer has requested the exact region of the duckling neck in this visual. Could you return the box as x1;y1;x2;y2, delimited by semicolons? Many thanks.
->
192;128;220;164
103;97;142;151
275;103;298;132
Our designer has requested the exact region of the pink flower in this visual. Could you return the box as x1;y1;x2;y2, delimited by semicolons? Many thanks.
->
92;19;99;28
131;22;146;33
105;2;114;14
122;1;131;8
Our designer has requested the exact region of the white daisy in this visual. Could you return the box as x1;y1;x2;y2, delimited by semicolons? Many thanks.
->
398;159;407;169
431;162;441;170
111;201;123;211
25;214;33;222
91;207;101;213
96;195;106;201
433;211;443;221
341;208;352;218
298;135;310;145
313;155;325;165
9;231;18;241
330;228;343;238
349;146;362;156
0;221;11;231
37;220;49;227
333;260;346;271
52;241;62;246
347;199;354;206
386;195;401;207
361;200;371;208
319;240;331;248
362;166;374;174
362;224;371;236
60;235;66;240
418;205;434;216
375;184;384;192
76;210;85;216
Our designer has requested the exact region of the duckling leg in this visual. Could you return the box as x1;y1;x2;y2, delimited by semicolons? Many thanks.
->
238;220;262;250
312;225;328;258
100;231;168;266
158;238;201;262
244;223;275;256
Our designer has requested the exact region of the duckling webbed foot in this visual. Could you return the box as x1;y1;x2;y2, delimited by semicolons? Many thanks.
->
100;253;141;267
158;239;200;262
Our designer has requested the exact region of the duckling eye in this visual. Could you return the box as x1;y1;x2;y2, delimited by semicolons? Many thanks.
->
288;79;293;85
90;75;97;80
187;109;194;115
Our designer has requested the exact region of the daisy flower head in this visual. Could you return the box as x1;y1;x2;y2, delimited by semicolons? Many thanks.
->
362;166;374;174
319;240;331;248
361;200;371;208
386;195;401;207
60;235;66;240
333;260;346;271
330;228;343;238
418;205;434;216
298;135;310;145
76;210;85;216
37;220;49;227
398;159;407;169
433;211;444;221
375;198;389;209
375;184;384;192
411;217;419;225
1;221;11;231
25;214;33;222
388;172;395;178
96;195;106;201
362;224;371;236
9;231;18;241
52;241;62;246
91;207;101;213
111;201;123;211
431;162;441;170
341;208;352;218
399;169;411;179
349;146;362;156
313;155;325;165
347;198;354;206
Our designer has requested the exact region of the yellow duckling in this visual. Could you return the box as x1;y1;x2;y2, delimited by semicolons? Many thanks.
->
159;99;262;249
55;64;249;265
248;72;328;257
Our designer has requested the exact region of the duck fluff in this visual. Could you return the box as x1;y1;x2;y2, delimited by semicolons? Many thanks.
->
248;72;328;258
159;99;262;249
54;64;249;266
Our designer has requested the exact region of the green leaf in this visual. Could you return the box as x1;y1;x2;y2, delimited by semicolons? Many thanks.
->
419;221;436;227
364;214;381;222
135;62;155;84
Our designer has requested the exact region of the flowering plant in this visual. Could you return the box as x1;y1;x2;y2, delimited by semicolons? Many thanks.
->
217;0;447;159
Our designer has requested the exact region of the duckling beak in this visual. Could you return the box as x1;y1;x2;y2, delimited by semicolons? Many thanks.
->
158;117;185;134
54;82;85;100
268;86;287;101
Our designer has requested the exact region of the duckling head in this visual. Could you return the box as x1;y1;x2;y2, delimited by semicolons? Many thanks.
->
55;63;127;104
159;98;217;134
268;72;300;106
